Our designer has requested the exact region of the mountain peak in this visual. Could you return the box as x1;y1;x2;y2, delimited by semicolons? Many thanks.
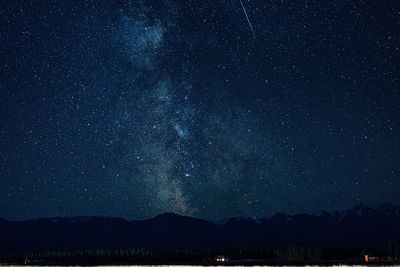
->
154;212;183;219
345;203;400;216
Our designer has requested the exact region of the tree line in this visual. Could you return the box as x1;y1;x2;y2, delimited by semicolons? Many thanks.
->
1;241;399;265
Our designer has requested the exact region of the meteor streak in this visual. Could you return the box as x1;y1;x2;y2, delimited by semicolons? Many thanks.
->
239;0;256;39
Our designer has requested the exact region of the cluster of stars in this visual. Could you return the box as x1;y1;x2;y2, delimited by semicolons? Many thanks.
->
0;0;399;221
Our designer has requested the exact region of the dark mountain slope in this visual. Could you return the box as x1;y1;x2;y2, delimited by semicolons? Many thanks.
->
1;204;399;254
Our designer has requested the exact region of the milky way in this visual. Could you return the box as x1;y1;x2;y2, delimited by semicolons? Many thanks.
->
1;0;399;221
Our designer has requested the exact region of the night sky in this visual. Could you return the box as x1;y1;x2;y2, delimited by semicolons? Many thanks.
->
1;0;399;221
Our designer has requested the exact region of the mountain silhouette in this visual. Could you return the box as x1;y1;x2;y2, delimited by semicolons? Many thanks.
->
1;204;399;254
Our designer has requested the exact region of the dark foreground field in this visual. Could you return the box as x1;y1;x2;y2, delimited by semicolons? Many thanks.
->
1;242;400;266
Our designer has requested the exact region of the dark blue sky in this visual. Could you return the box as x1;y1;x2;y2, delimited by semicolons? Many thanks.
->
1;0;399;221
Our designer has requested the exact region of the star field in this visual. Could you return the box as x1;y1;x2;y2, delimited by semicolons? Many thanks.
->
1;0;399;221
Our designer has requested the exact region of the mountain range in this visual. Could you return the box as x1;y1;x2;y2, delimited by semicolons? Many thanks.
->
1;204;399;254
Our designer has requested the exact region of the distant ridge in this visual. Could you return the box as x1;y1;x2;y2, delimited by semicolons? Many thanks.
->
1;204;399;254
